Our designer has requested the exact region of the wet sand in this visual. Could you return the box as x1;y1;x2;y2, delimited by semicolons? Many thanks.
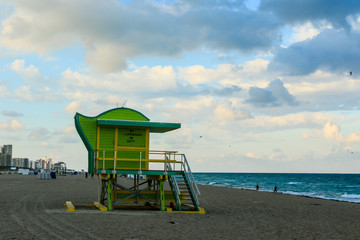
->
0;174;359;239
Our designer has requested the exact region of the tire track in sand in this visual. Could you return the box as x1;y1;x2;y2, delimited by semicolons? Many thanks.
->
10;193;100;240
36;194;101;240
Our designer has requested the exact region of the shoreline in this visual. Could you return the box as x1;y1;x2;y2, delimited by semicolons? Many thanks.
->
198;183;360;204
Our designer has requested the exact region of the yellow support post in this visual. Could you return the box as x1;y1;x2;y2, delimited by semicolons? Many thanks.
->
94;202;108;211
65;201;75;212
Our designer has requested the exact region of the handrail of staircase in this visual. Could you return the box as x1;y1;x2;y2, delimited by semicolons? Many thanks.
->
182;154;200;197
166;162;181;196
165;156;181;208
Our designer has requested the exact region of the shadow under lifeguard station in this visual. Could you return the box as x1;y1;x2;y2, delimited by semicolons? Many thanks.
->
74;107;204;213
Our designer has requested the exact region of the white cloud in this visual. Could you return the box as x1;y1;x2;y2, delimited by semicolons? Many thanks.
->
269;148;289;161
180;64;232;85
55;125;76;135
65;101;82;115
243;58;269;73
285;22;332;45
0;84;11;98
0;119;24;131
165;128;194;149
84;44;129;73
246;152;263;159
179;59;269;85
62;65;177;95
13;85;58;102
245;112;339;130
323;122;360;142
164;96;214;123
214;101;251;121
9;59;42;83
13;86;35;101
323;122;343;141
347;133;360;142
347;15;360;32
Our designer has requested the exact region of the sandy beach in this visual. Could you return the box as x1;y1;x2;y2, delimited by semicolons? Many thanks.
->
0;173;359;240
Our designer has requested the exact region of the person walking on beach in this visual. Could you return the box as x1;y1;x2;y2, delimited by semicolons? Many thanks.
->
274;185;278;193
256;184;259;191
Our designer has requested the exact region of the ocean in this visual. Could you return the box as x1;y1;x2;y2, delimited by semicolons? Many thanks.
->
193;173;360;203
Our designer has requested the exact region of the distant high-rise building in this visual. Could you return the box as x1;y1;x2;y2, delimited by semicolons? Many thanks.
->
34;157;53;170
2;145;12;157
12;158;30;168
0;145;12;167
0;154;11;167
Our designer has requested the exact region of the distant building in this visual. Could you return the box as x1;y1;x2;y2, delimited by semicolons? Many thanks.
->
34;156;53;170
12;158;30;168
1;145;12;157
0;144;12;168
0;153;11;167
34;161;40;169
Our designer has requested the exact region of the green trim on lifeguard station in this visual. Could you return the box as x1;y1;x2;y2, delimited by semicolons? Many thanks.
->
97;119;180;133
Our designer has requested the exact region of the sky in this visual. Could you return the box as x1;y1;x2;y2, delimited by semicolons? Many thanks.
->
0;0;360;173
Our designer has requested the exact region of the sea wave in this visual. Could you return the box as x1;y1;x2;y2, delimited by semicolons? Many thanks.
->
341;193;360;199
287;182;302;185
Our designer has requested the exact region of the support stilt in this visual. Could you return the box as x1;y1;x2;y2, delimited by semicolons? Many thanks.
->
160;178;165;211
100;180;106;205
108;178;113;211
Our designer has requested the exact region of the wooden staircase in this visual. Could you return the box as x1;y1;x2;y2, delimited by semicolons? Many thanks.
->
167;154;200;211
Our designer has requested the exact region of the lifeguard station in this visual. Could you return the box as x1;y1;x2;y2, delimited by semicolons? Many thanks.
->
74;107;203;213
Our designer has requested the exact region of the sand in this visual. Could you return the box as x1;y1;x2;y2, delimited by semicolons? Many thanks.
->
0;173;359;240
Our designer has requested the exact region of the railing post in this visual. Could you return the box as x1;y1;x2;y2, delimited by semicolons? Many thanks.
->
139;151;142;175
164;152;167;175
102;150;105;171
96;150;99;173
113;150;116;174
172;152;176;170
